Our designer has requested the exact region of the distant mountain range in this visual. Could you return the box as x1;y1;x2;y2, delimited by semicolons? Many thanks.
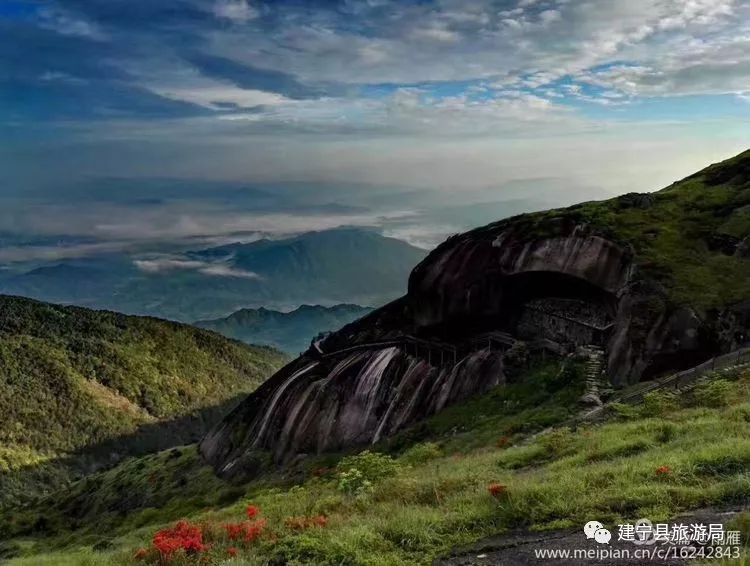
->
0;228;425;321
196;304;374;355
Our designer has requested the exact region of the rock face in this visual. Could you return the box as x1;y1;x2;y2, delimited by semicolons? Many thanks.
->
200;348;503;476
201;219;646;475
408;221;631;330
201;151;750;475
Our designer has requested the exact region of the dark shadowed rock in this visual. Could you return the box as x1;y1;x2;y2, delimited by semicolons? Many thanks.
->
616;192;655;209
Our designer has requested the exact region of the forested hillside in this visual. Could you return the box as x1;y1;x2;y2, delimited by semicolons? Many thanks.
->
0;295;286;507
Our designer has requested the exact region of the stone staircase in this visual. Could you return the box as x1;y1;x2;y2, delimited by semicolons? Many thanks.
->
570;345;750;426
578;345;607;410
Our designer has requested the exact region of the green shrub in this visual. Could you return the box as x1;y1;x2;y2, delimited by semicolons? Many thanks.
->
537;428;575;456
640;390;678;416
312;495;345;516
608;402;640;420
693;379;734;408
400;442;442;465
728;403;750;423
337;451;400;482
336;451;400;496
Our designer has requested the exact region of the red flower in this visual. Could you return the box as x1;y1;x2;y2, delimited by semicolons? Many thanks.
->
223;519;267;543
227;546;239;557
655;466;672;477
311;515;328;527
134;548;148;560
246;505;260;519
488;483;508;498
224;523;245;541
244;519;267;543
152;520;207;561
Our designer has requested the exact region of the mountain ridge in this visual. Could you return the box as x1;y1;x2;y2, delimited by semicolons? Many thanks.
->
195;303;374;354
0;228;425;321
0;294;286;507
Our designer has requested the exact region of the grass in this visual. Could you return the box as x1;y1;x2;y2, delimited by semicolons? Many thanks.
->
7;360;750;565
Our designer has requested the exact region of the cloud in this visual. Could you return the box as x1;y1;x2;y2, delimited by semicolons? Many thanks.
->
7;0;750;124
181;52;342;99
3;0;750;269
410;24;461;43
37;6;106;40
213;0;259;23
133;258;205;273
133;257;260;278
199;264;260;278
381;224;462;250
153;83;287;110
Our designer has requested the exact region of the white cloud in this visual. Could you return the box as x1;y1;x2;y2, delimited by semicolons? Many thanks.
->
382;224;462;250
37;7;105;40
133;258;260;279
199;264;260;279
539;9;562;26
214;0;259;23
133;59;289;110
155;84;287;109
133;259;205;273
410;24;461;43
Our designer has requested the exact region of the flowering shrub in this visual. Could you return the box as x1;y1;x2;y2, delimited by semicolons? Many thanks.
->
336;450;400;497
655;465;672;477
284;515;328;531
336;468;373;497
244;519;267;542
152;520;207;561
223;519;267;542
224;523;244;541
488;483;508;498
134;505;273;563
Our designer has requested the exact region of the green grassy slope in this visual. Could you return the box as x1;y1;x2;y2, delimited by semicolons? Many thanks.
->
7;360;750;565
467;149;750;311
0;295;287;507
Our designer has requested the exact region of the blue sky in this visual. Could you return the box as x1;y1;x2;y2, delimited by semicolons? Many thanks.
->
1;0;750;260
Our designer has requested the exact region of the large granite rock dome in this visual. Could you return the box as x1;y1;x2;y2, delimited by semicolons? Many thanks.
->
201;150;750;477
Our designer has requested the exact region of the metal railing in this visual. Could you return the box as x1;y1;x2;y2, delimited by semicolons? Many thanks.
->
574;346;750;424
316;332;517;367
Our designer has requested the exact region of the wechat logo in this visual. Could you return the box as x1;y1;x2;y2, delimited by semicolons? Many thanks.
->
584;520;612;544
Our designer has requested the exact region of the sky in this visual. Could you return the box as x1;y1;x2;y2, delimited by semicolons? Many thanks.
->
1;0;750;263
